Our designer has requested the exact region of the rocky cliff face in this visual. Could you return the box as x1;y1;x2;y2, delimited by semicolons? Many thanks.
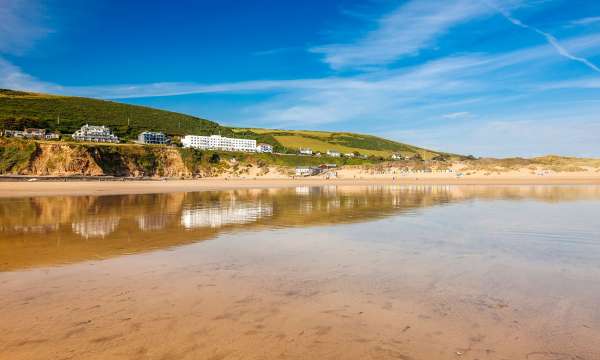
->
0;139;192;177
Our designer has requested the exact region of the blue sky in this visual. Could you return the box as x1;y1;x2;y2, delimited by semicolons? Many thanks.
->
2;0;600;157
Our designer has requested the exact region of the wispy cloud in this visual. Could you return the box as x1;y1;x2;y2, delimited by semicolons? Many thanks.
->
388;115;600;158
570;16;600;26
310;0;520;70
442;111;471;119
496;8;600;73
0;56;59;92
542;78;600;89
252;47;300;56
0;0;52;55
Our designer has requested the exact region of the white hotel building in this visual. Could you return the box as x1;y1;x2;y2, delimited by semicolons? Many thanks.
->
182;134;257;152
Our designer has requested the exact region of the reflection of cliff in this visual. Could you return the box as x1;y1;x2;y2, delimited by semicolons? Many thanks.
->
1;185;599;270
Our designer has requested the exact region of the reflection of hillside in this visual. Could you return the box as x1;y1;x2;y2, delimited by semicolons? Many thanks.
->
0;185;599;270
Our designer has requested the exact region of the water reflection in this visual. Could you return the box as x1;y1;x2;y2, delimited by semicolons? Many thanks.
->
1;185;600;271
181;201;273;229
72;217;120;238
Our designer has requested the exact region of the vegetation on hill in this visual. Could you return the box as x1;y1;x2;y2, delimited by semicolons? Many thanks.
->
0;89;456;160
232;128;452;159
0;138;37;174
0;89;230;140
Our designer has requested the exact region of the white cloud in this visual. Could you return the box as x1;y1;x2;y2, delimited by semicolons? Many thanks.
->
309;0;521;70
0;0;51;55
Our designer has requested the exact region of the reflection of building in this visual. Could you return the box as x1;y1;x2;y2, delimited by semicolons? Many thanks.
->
136;214;169;231
138;131;168;144
295;186;311;195
72;217;120;238
181;202;273;229
72;124;119;143
10;224;59;234
181;134;256;152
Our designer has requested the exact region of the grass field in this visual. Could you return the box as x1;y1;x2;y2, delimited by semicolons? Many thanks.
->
234;128;448;159
273;135;389;157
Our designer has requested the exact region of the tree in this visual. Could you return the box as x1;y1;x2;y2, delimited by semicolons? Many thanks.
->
411;153;423;161
209;153;221;164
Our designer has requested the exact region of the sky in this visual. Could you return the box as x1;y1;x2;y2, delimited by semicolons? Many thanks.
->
2;0;600;157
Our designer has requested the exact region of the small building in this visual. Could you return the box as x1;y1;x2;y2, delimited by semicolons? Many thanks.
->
327;150;341;157
4;128;60;140
295;166;321;177
391;153;405;160
45;132;60;140
299;148;313;155
344;152;355;158
256;143;273;153
138;131;168;145
72;124;119;143
181;134;256;152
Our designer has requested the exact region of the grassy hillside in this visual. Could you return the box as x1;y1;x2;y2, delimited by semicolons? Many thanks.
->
233;128;450;160
0;89;230;140
0;89;452;159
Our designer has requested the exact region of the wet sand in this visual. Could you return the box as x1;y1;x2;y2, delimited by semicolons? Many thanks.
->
1;186;599;359
1;176;600;198
2;221;599;360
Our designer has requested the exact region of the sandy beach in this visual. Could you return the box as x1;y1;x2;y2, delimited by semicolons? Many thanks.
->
1;172;600;198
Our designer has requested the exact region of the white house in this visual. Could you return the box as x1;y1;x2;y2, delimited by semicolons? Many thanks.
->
327;150;341;157
72;124;119;143
344;152;355;158
256;143;273;153
299;148;313;155
4;128;59;140
391;153;405;160
181;134;257;152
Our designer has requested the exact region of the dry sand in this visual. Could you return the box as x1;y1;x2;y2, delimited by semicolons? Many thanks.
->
1;172;600;198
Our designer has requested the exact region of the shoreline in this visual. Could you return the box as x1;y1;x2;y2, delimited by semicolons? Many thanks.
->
1;176;600;197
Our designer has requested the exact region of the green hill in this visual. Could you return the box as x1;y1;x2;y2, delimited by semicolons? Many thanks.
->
0;89;453;159
0;89;230;139
232;128;447;159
